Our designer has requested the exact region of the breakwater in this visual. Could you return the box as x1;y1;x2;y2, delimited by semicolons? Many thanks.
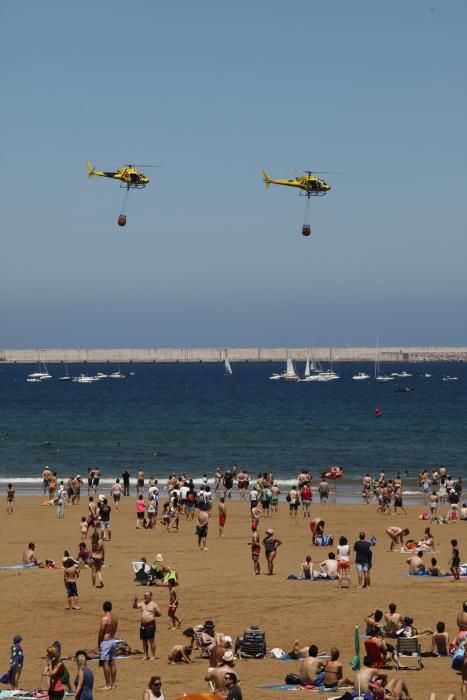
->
0;346;466;364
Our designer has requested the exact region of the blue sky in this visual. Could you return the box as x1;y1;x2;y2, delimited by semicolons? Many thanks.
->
1;1;466;347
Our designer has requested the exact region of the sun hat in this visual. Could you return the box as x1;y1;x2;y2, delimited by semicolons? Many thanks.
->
265;528;274;535
223;635;233;644
222;650;236;663
155;553;163;562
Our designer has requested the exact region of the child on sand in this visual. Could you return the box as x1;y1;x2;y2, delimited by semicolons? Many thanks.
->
450;539;461;581
80;517;88;540
168;581;181;629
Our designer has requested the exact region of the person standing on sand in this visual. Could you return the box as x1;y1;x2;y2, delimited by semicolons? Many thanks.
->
73;651;94;700
354;531;371;589
196;509;209;550
122;470;130;497
90;531;105;588
63;556;81;610
110;479;123;511
42;466;52;494
249;525;261;575
167;581;181;629
263;528;282;575
6;483;15;515
136;494;146;528
46;645;66;700
98;601;118;690
6;634;24;690
137;469;145;496
218;497;227;536
450;539;461;581
133;592;161;661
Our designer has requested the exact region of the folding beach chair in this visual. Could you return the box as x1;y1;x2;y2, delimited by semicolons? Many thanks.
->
364;640;387;668
193;625;211;658
396;637;422;670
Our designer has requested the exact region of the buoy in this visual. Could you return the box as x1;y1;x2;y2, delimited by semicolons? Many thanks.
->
375;408;383;417
118;214;127;227
302;225;311;237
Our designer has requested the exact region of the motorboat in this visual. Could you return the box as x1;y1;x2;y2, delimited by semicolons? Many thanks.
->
109;370;125;379
95;372;109;380
352;371;370;380
442;375;458;381
391;370;412;378
72;374;99;383
420;373;432;378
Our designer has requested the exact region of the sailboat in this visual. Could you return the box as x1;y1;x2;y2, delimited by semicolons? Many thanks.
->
299;350;325;382
59;363;72;381
269;353;299;381
224;357;233;375
318;348;340;381
27;362;52;381
374;338;394;382
109;364;125;379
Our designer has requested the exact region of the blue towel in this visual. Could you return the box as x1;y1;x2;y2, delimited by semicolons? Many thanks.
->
0;563;38;570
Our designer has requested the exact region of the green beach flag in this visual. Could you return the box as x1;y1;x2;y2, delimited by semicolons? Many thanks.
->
349;625;360;671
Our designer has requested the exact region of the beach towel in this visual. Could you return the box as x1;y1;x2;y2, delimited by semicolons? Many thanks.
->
257;684;354;693
0;564;38;570
287;575;334;581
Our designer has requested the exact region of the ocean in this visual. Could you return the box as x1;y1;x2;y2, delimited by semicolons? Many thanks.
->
0;361;466;501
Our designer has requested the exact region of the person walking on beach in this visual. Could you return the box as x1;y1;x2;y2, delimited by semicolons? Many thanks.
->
46;645;67;700
110;479;123;511
354;531;372;589
133;591;161;661
196;510;209;550
122;470;130;497
168;581;181;629
56;482;66;518
450;539;461;581
136;494;146;528
98;601;118;690
63;556;81;610
6;483;15;515
90;531;105;588
263;528;282;575
99;499;112;541
218;497;227;536
300;482;312;518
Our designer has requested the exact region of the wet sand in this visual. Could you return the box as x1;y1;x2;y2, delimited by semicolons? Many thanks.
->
0;496;463;699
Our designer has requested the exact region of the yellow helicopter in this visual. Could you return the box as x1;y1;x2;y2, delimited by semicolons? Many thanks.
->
262;169;331;196
262;169;332;236
87;162;150;189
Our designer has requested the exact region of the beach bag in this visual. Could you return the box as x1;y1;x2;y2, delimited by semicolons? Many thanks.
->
452;642;465;670
405;539;417;550
322;534;334;546
285;673;300;685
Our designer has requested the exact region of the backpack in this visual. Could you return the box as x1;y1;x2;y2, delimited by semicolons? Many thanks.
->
187;492;195;503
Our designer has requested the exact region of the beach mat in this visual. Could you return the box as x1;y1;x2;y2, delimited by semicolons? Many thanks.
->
0;564;39;570
287;576;335;582
258;685;353;693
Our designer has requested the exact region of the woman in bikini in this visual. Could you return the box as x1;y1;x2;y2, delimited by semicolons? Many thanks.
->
262;529;282;575
90;531;104;588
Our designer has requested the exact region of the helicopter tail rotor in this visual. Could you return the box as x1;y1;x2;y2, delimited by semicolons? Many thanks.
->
262;169;271;188
86;161;95;179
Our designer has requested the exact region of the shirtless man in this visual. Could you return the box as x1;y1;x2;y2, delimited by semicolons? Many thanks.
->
133;591;161;661
319;552;338;579
385;603;403;637
42;467;52;494
362;474;372;504
218;498;227;537
300;645;325;686
386;526;410;551
63;557;81;610
196;510;209;550
354;656;388;694
205;651;236;693
23;542;42;566
98;600;118;690
406;551;425;574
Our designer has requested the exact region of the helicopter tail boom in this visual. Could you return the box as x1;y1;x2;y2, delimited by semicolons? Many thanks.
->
262;169;271;188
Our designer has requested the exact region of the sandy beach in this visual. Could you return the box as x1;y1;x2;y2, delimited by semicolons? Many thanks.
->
0;495;464;699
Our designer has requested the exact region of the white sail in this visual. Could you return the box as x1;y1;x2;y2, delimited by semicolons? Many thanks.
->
304;358;310;378
224;358;232;375
285;354;297;378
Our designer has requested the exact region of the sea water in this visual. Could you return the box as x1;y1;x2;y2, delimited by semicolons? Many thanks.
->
0;362;465;501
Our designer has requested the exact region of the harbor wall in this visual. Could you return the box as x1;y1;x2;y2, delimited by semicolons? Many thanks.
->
0;347;466;363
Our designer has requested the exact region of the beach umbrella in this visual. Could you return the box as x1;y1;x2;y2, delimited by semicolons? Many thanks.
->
349;625;360;671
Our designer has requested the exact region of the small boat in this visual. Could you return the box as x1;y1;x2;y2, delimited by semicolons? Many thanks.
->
109;368;125;379
269;354;299;381
395;385;415;392
374;338;393;381
59;363;72;381
95;372;109;380
321;465;344;480
352;371;370;381
391;370;412;378
420;373;432;378
72;374;99;383
442;375;458;381
224;357;233;375
27;362;52;381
